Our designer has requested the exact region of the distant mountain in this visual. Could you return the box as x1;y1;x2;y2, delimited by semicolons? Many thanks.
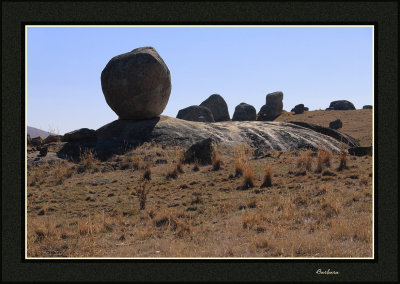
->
27;126;52;138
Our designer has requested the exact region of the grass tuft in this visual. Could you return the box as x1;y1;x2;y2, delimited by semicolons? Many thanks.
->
260;164;272;188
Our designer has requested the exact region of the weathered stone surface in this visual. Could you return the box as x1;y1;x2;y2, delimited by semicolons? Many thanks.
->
183;138;216;165
257;91;284;121
348;146;372;156
57;116;361;160
289;121;360;147
44;135;62;144
200;94;230;122
27;134;32;145
304;107;309;111
363;105;373;109
101;46;171;120
176;105;215;122
329;119;343;130
291;104;305;114
328;100;356;110
62;128;96;142
232;103;256;121
325;107;335;111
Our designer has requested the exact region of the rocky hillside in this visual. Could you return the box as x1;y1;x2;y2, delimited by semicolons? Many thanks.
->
27;126;51;138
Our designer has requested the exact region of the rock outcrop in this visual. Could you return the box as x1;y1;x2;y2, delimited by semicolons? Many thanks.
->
257;91;284;121
289;121;359;147
101;46;171;120
328;100;355;110
329;119;343;130
176;105;215;122
57;116;361;160
232;103;256;121
62;128;96;143
44;135;62;144
200;94;230;122
363;105;373;109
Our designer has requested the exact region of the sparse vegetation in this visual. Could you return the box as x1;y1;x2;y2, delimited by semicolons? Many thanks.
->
143;162;152;180
27;110;372;258
135;180;150;210
260;164;272;188
242;166;255;189
337;145;349;171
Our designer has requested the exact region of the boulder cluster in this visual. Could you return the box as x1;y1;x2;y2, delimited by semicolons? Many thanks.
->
177;91;286;123
176;94;230;123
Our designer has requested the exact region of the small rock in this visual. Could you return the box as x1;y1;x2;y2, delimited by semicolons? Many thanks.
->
291;104;305;114
183;138;216;165
348;146;372;156
329;119;343;130
363;105;373;109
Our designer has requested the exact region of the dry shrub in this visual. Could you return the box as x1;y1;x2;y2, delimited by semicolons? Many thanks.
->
143;162;152;181
121;155;140;170
261;164;272;188
53;161;74;185
135;180;150;210
242;214;263;230
234;143;252;176
235;158;245;177
212;149;222;171
315;150;331;173
176;162;184;173
79;148;99;173
166;165;179;179
242;166;255;189
337;146;348;171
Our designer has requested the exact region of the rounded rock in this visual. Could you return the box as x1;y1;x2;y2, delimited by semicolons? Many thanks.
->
328;100;355;110
176;105;215;122
232;103;256;121
200;94;230;122
101;46;171;120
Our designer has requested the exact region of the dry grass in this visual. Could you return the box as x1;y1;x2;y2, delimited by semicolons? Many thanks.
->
27;128;372;258
143;162;152;181
260;164;272;188
212;149;222;171
135;180;150;210
337;145;349;171
242;166;255;189
78;148;99;173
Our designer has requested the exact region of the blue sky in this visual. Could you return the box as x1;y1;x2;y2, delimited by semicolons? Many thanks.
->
27;26;373;134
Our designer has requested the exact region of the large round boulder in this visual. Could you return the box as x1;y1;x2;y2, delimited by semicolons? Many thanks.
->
176;105;215;122
101;46;171;120
232;103;256;121
257;91;284;121
200;94;230;122
328;100;355;110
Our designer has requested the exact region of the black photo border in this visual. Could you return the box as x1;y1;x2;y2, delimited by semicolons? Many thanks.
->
2;0;398;282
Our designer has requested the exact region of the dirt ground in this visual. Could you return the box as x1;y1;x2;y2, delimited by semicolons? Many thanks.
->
26;109;373;258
